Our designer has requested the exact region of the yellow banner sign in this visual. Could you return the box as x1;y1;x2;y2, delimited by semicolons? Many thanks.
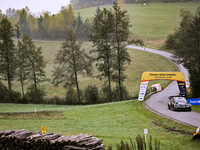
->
141;72;185;82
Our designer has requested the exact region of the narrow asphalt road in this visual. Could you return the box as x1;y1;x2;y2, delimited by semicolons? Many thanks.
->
127;45;200;127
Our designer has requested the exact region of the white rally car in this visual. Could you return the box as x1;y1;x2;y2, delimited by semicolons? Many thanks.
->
168;96;192;111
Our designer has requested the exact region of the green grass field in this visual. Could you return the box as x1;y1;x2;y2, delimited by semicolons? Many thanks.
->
74;2;199;44
0;101;199;149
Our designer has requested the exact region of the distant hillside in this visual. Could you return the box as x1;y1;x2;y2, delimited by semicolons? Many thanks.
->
70;0;194;10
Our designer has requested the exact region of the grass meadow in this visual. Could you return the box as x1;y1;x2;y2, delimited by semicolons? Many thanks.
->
1;2;200;150
12;41;177;98
0;101;199;149
74;2;199;48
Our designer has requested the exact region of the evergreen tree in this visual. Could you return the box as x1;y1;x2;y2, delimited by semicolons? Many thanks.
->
94;6;101;18
75;12;84;39
52;30;93;104
0;18;17;102
15;22;26;98
0;10;6;21
165;7;200;98
112;1;144;101
37;15;45;39
21;34;48;102
112;1;131;101
19;8;31;36
89;8;115;102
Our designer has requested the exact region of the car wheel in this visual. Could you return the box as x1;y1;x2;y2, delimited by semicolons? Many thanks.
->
168;104;170;110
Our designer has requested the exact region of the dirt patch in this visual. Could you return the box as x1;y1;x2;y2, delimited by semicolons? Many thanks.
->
0;111;66;120
145;39;165;45
153;121;193;135
143;39;166;50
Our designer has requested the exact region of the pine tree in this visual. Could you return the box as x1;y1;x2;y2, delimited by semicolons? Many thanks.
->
15;22;26;98
21;34;48;102
165;7;200;97
112;1;144;101
0;18;17;102
89;7;115;102
37;15;45;39
52;30;93;104
19;8;31;36
112;1;131;101
94;6;101;18
75;12;84;39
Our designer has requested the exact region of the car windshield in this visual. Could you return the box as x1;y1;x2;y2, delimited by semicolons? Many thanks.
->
175;99;187;103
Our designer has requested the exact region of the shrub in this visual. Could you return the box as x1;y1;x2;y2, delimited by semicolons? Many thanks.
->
132;93;138;99
10;91;22;103
65;87;79;105
0;82;9;103
43;95;66;105
54;95;66;105
112;85;131;101
100;84;111;103
84;84;99;104
0;83;22;103
17;97;28;104
99;84;132;103
25;84;46;104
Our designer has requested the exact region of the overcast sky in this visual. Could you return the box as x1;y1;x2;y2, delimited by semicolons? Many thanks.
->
1;0;71;15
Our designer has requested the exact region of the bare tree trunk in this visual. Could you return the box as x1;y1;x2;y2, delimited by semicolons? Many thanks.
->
20;66;25;99
7;71;12;102
75;71;80;104
108;74;112;102
106;43;112;102
6;49;12;102
32;62;38;102
33;65;38;101
72;53;81;104
117;43;123;101
18;43;25;99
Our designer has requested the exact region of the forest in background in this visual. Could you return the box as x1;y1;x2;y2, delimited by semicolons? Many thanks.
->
0;0;197;40
0;4;92;40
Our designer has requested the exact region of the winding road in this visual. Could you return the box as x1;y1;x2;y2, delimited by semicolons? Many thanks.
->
127;45;200;127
